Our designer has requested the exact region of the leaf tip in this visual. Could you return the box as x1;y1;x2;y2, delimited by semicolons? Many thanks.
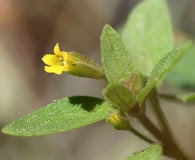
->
1;125;13;136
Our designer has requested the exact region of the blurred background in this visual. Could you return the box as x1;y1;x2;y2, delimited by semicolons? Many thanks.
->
0;0;194;159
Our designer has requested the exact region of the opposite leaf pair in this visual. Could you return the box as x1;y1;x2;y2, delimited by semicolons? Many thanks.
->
101;25;191;106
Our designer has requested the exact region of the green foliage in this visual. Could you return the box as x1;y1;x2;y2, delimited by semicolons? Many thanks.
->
137;40;192;105
1;0;193;159
176;92;195;103
122;0;173;76
124;144;162;160
103;83;135;112
101;24;134;83
165;41;195;88
161;92;195;103
2;96;112;136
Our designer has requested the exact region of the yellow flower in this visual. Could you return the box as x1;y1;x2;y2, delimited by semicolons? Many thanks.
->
42;43;73;75
42;43;104;79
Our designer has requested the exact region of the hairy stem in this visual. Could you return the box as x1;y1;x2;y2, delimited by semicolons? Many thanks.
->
129;127;154;144
148;88;190;160
137;113;174;157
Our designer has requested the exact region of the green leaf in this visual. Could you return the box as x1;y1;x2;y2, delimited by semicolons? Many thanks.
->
124;144;162;160
176;92;195;103
137;40;192;105
103;83;135;112
160;92;195;103
165;41;195;88
101;24;134;83
122;0;174;76
2;96;112;136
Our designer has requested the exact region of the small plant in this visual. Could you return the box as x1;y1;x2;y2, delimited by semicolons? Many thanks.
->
2;0;194;159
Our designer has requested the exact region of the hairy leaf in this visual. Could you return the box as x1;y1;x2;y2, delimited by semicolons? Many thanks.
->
2;96;112;136
122;0;174;76
124;144;162;160
137;41;192;104
101;24;134;83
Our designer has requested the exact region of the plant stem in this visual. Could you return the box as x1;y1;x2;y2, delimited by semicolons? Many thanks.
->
137;113;173;157
128;127;154;144
148;88;190;160
159;93;178;101
159;93;184;103
137;114;164;142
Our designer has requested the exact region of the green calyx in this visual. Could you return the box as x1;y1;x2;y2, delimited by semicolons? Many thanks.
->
103;83;135;112
103;72;147;115
67;52;104;79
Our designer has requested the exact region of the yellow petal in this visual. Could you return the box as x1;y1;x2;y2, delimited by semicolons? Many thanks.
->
60;51;69;61
54;43;61;56
42;54;63;66
45;66;64;74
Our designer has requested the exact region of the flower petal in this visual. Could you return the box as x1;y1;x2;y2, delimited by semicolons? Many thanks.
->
45;66;64;74
42;54;62;66
54;43;61;56
60;51;69;61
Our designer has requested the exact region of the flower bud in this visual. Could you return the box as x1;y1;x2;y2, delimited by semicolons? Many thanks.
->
119;72;146;115
121;71;146;95
106;110;131;131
